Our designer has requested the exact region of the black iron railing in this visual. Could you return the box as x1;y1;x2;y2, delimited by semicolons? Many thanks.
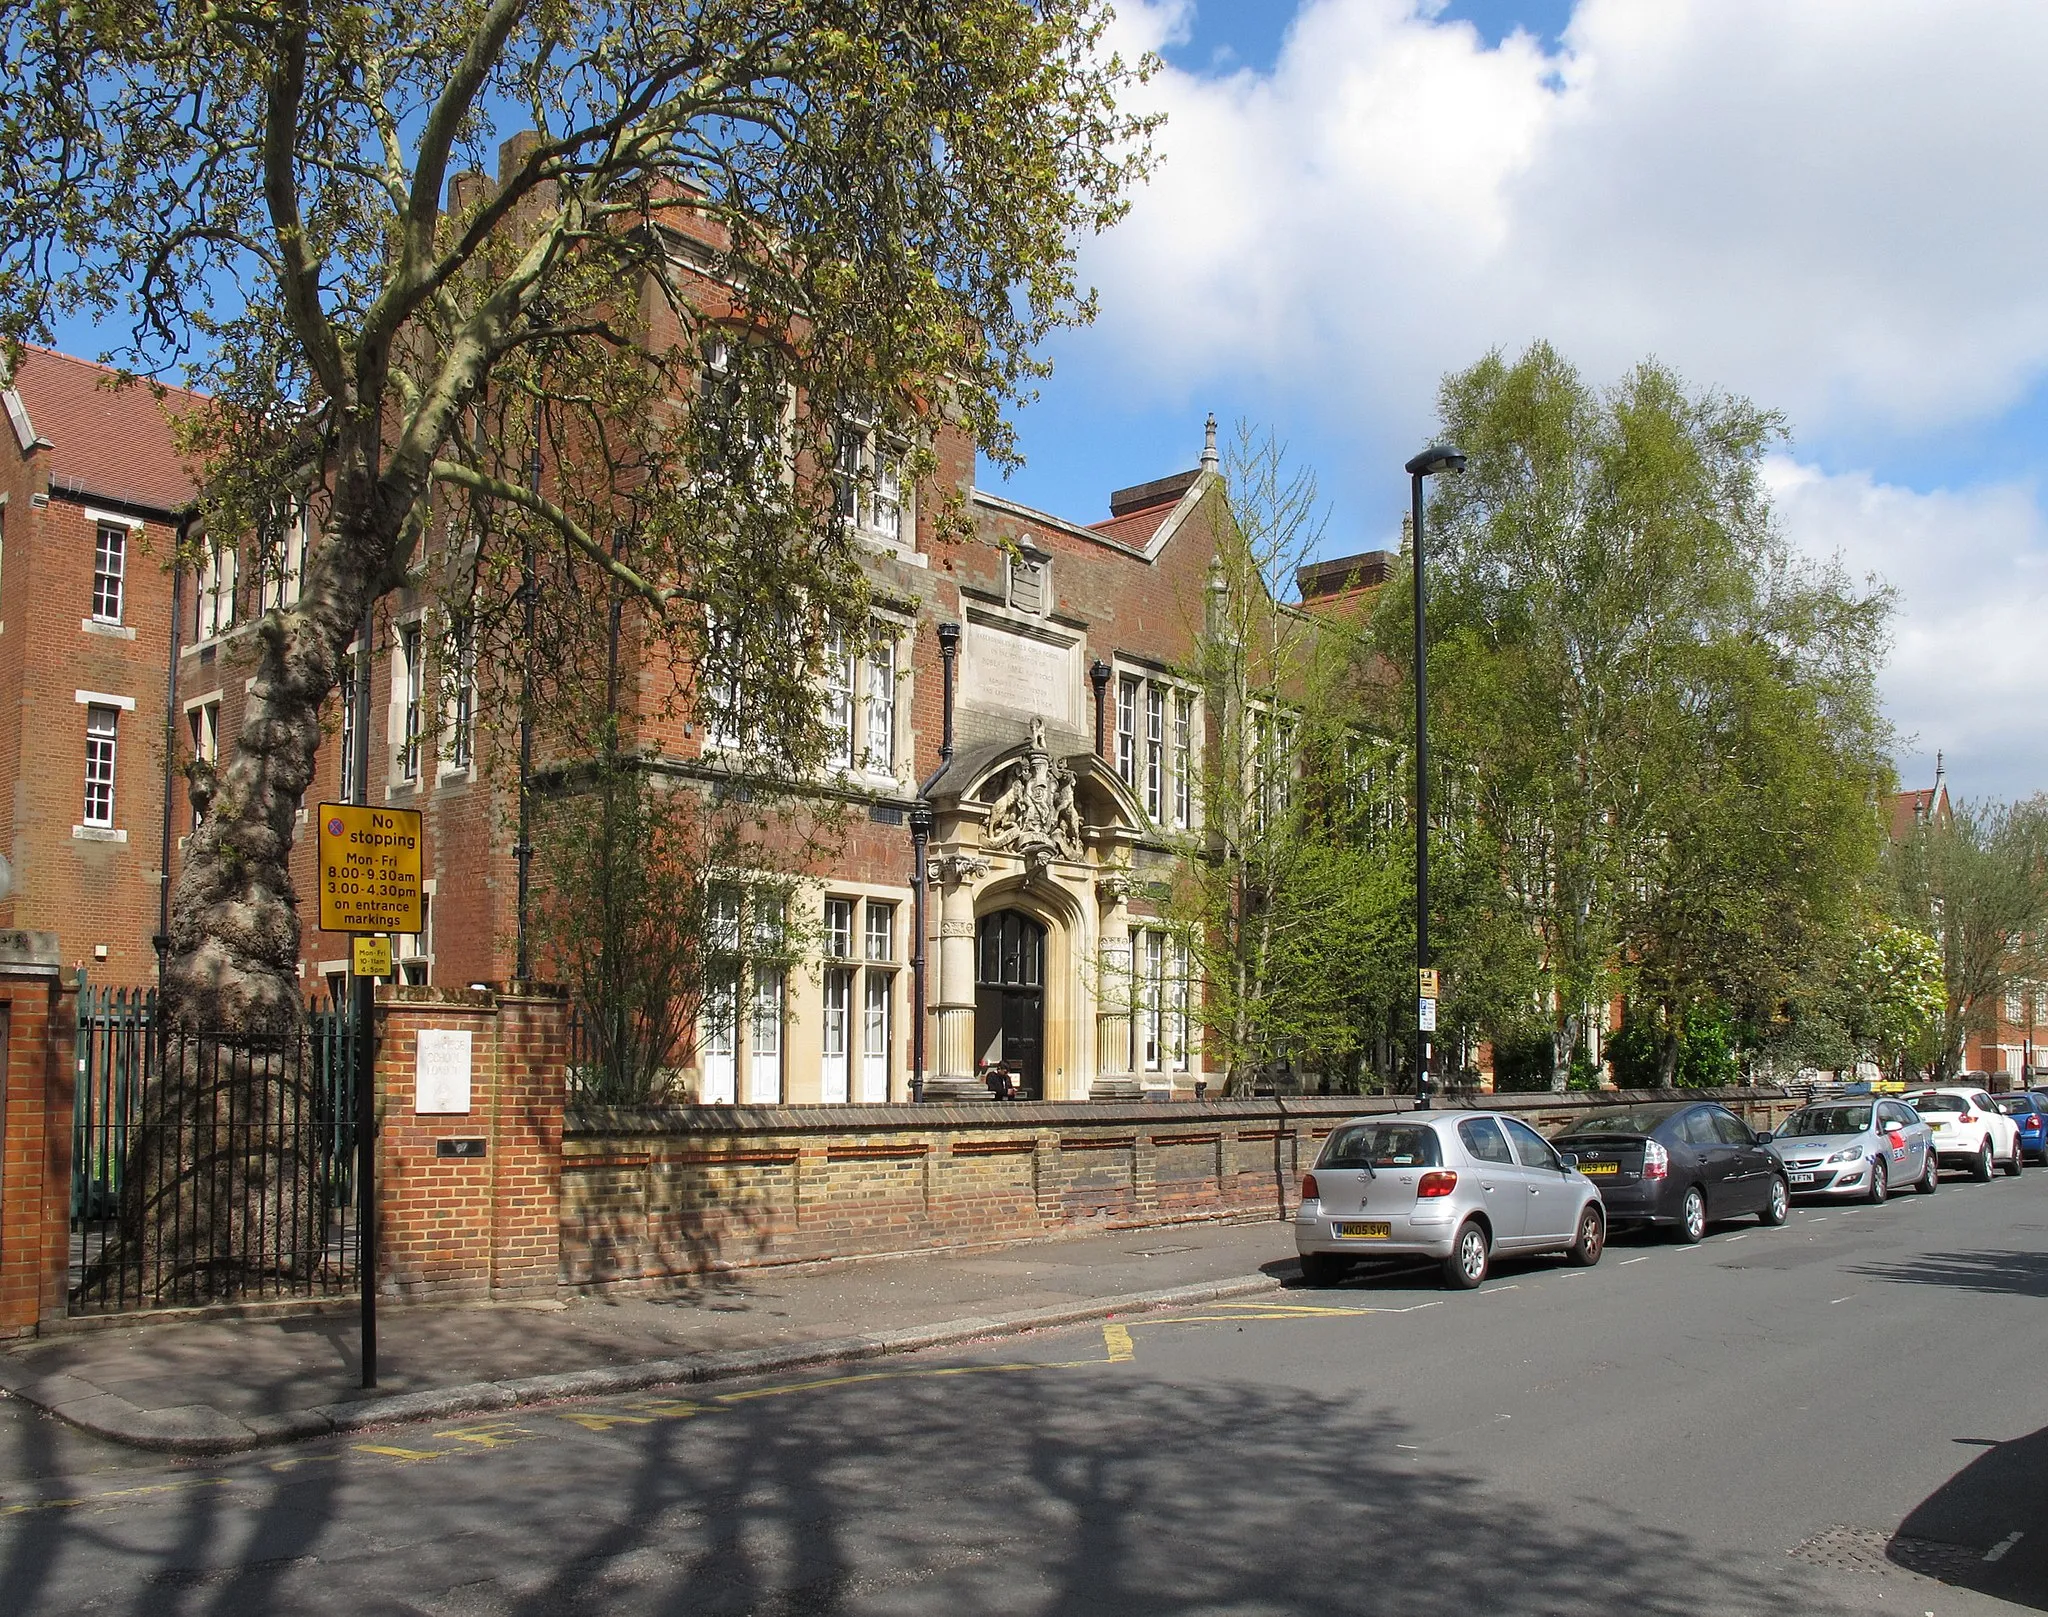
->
71;983;360;1315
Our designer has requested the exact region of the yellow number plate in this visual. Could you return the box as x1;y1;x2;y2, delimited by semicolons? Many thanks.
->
1579;1161;1619;1175
1335;1221;1391;1239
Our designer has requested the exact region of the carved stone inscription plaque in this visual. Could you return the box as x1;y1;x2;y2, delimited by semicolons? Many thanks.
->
961;620;1080;727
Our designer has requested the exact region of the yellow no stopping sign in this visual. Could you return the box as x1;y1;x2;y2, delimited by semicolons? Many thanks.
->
318;803;424;934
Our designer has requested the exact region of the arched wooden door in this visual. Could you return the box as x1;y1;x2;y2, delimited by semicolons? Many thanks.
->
975;910;1046;1100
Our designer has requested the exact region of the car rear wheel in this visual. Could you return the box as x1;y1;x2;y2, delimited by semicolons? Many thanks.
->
1917;1149;1939;1194
1867;1157;1889;1204
1566;1205;1605;1266
1760;1174;1790;1225
1672;1185;1707;1244
2005;1142;2025;1177
1442;1220;1490;1289
1298;1252;1348;1288
1973;1140;1995;1182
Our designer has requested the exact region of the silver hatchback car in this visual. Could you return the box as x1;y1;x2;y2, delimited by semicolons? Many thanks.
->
1293;1110;1607;1290
1761;1096;1937;1201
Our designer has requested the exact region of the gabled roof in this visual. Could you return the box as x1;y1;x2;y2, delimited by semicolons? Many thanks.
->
1883;781;1951;841
6;346;202;515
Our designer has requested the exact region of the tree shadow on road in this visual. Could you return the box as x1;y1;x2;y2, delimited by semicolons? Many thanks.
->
1848;1248;2048;1300
3;1349;1824;1616
1889;1420;2048;1609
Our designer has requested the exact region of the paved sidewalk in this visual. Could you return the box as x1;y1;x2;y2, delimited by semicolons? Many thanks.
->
0;1219;1296;1455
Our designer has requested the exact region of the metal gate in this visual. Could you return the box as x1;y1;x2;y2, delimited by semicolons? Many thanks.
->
71;982;361;1315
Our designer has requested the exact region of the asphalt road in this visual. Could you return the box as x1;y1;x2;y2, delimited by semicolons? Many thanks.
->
4;1165;2048;1616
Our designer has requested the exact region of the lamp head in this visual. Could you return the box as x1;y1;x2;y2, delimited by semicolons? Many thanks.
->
1404;445;1468;478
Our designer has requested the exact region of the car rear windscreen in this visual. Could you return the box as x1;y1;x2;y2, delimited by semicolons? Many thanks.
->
1556;1105;1685;1138
1782;1105;1872;1135
1906;1093;1965;1113
1996;1096;2038;1116
1318;1124;1442;1169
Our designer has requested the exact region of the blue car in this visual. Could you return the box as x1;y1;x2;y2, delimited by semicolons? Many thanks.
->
1994;1092;2048;1164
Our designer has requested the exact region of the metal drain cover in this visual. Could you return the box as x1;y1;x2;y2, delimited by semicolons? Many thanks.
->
1790;1525;1986;1582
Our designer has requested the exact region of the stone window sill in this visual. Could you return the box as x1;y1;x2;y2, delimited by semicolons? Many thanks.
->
73;825;128;843
82;618;137;640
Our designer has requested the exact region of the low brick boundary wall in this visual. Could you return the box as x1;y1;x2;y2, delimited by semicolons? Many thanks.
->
561;1086;1801;1290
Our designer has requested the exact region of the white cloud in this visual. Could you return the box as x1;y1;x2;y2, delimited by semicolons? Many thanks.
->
1092;0;2048;440
1768;458;2048;802
1076;0;2048;798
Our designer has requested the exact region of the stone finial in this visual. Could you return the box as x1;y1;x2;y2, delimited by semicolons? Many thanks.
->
1201;413;1219;473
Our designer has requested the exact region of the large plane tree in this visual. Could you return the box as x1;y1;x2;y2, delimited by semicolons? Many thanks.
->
0;0;1157;1033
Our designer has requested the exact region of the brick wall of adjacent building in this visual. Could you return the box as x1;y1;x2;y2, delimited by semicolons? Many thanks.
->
0;349;194;983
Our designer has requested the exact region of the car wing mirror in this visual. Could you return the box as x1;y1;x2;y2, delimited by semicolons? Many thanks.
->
1754;1129;1772;1143
1557;1152;1578;1171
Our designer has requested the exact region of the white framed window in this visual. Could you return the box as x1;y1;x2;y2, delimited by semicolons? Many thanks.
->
91;522;125;623
195;538;238;639
824;626;856;770
337;650;359;796
2007;991;2025;1024
187;698;219;829
819;620;902;780
395;890;433;986
701;883;792;1105
860;972;891;1102
83;705;119;827
819;893;900;1103
824;897;855;960
1116;670;1199;828
1116;674;1138;786
864;636;897;775
864;900;894;962
442;615;475;773
187;699;219;765
395;621;423;783
1144;684;1165;818
1250;705;1298;835
834;418;911;548
1173;692;1194;829
702;606;754;753
701;972;738;1105
748;964;784;1103
822;967;853;1104
260;504;309;612
1131;927;1191;1074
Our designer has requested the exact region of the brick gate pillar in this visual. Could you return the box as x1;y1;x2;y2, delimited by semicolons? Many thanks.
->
375;987;566;1302
0;932;72;1338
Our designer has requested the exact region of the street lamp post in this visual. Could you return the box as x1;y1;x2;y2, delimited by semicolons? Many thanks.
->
1404;443;1467;1109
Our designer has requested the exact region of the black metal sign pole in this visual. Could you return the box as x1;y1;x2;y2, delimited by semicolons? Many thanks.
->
350;603;377;1389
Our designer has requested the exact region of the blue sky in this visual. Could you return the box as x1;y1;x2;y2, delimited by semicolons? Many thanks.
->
982;0;2048;804
34;1;2045;803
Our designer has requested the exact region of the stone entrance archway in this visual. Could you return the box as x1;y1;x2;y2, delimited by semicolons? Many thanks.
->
919;716;1149;1102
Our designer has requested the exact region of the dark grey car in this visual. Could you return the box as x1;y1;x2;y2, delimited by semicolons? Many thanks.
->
1761;1097;1936;1201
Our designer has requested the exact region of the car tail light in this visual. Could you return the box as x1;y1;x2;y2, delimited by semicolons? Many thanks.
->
1642;1140;1669;1181
1301;1172;1320;1202
1418;1170;1459;1197
1959;1113;1975;1124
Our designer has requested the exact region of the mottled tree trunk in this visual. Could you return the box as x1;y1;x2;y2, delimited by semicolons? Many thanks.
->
133;435;401;1300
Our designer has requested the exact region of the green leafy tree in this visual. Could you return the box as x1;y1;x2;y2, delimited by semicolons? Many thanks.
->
1845;922;1944;1077
1891;797;2048;1075
1163;428;1408;1093
0;0;1158;1031
1398;342;1892;1087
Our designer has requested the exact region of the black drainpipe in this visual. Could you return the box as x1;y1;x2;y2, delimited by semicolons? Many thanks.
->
1090;658;1111;758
